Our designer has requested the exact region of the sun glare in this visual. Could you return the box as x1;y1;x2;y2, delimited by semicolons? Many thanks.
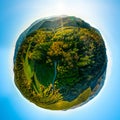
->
55;2;66;15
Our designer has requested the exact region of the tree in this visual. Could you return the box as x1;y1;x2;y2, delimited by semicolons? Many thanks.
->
47;41;64;89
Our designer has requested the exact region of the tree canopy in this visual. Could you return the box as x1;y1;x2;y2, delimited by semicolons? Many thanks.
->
14;16;107;110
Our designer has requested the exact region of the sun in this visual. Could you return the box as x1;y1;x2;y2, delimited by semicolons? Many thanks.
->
55;2;66;15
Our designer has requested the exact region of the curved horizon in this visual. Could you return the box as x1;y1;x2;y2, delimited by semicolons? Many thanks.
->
0;0;120;120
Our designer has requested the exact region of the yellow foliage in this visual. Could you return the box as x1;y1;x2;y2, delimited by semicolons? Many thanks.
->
47;41;64;57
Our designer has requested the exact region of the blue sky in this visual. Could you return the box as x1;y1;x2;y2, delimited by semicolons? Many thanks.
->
0;0;120;120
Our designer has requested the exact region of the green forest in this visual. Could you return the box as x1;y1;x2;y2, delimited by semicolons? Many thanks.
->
14;25;107;110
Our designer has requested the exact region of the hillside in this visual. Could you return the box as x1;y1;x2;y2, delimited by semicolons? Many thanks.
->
14;16;107;110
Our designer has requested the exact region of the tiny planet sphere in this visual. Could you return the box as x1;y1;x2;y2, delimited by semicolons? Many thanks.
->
14;16;107;110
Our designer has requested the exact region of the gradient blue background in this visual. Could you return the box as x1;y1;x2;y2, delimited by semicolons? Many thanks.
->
0;0;120;120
